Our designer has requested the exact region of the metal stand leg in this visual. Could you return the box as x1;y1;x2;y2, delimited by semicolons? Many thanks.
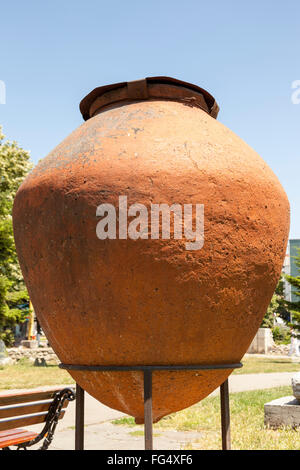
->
220;379;231;450
58;363;241;451
144;370;153;450
75;383;85;450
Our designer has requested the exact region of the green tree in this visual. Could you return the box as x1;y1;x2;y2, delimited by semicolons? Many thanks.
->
260;274;291;337
0;126;32;345
0;275;29;345
261;275;291;328
274;275;291;323
285;248;300;339
261;290;278;328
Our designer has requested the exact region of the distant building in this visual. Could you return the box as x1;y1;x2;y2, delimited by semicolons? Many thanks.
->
283;239;300;302
282;249;291;302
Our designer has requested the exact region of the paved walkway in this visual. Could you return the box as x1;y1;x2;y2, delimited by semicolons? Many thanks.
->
19;369;298;450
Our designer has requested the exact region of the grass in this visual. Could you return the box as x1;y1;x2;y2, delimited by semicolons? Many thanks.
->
112;416;137;427
129;430;161;437
0;358;75;390
1;356;299;449
113;386;300;450
234;355;300;375
0;355;299;391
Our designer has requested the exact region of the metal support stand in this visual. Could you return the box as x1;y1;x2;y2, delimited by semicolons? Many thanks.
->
75;383;85;450
59;362;242;450
220;379;231;450
144;369;153;450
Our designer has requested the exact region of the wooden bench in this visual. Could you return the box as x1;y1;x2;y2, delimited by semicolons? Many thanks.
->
0;386;75;450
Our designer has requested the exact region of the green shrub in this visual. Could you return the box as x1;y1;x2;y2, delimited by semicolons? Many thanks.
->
272;324;291;344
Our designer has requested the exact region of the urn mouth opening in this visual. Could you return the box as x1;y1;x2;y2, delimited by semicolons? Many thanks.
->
79;76;219;121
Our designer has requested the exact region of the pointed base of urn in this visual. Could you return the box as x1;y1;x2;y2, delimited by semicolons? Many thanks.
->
67;368;234;424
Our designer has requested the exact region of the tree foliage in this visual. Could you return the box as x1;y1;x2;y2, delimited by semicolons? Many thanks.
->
0;126;32;345
285;248;300;339
261;275;291;329
261;292;278;328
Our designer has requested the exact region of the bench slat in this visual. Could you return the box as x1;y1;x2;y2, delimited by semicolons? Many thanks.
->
0;388;67;406
0;428;34;438
0;400;52;419
0;428;38;448
0;409;66;432
0;398;69;419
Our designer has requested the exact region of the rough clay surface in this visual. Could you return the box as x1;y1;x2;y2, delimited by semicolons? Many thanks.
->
12;100;290;423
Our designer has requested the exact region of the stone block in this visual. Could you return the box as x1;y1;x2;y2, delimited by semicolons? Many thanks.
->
20;340;38;349
264;396;300;428
292;372;300;400
247;328;274;354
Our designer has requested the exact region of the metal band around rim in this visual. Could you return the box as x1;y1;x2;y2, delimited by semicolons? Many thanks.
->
59;363;242;371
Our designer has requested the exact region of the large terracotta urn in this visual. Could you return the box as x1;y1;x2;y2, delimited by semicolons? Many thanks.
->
12;77;290;423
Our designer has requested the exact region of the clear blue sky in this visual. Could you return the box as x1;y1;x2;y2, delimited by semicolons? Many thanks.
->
1;0;299;238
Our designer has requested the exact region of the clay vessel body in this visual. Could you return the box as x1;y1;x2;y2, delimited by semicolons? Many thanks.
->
13;78;290;422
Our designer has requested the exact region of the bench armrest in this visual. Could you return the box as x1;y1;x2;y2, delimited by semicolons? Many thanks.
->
17;387;76;450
